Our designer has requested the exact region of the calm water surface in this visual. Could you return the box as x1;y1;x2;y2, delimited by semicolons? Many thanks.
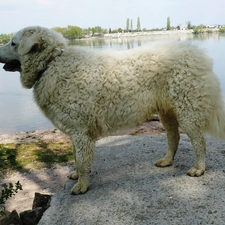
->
0;33;225;134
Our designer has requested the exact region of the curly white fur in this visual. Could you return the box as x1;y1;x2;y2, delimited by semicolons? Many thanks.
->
0;26;224;194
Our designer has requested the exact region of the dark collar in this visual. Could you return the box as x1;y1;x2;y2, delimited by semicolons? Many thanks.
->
35;49;64;83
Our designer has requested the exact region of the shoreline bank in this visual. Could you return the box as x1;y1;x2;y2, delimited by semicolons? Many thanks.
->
104;29;194;38
0;128;70;144
0;121;165;144
81;29;224;40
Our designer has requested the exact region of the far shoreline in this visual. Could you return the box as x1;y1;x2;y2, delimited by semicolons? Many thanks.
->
76;29;194;41
104;29;194;38
75;28;224;41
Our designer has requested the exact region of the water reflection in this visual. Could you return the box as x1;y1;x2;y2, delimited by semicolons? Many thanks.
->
71;33;225;51
192;32;224;41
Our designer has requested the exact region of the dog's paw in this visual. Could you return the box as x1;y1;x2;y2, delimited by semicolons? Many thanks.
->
71;182;89;195
68;170;78;180
155;158;173;167
187;167;205;177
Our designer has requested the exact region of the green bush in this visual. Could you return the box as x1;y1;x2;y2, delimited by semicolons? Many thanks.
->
0;33;12;44
0;181;22;217
219;27;225;33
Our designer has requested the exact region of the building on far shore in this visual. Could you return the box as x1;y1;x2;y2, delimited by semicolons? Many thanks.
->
206;24;220;28
178;24;188;30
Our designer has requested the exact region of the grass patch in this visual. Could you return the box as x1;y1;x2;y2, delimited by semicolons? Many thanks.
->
0;140;73;172
0;147;18;169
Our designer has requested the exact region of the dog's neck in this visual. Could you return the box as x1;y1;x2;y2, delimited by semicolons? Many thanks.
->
35;48;64;83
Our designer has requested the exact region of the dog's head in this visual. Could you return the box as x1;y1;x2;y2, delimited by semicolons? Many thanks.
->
0;26;67;88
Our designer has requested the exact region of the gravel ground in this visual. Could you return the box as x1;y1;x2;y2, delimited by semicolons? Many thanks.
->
39;134;225;225
1;124;225;224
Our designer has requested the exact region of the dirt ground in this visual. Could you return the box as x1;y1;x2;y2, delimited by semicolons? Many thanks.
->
39;131;225;225
1;121;225;224
0;121;164;214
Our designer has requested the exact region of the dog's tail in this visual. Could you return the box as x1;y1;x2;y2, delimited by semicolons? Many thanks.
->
206;94;225;140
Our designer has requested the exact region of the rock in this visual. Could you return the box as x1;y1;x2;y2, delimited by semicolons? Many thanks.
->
19;193;52;225
20;207;45;225
32;192;52;210
0;209;22;225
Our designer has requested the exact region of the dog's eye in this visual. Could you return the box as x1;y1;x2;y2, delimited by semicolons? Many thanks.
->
11;41;16;46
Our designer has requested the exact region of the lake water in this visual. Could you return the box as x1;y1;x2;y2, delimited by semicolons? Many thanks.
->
0;33;225;134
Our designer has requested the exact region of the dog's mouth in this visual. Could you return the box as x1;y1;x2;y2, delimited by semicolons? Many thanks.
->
3;60;21;72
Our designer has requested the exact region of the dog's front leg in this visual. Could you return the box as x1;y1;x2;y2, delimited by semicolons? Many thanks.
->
69;134;95;194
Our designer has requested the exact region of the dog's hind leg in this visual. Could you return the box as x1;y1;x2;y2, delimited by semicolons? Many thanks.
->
68;146;78;180
69;134;95;194
155;111;180;167
184;129;206;176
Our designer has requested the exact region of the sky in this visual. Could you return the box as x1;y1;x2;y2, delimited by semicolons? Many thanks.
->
0;0;224;34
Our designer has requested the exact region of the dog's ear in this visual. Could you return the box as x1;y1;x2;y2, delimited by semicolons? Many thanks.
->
18;33;40;55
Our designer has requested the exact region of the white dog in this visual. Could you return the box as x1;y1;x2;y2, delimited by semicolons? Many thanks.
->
0;26;224;194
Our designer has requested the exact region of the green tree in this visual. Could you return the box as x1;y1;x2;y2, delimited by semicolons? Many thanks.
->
52;27;66;35
53;26;82;39
91;26;103;35
186;21;192;29
126;18;130;31
66;25;82;39
0;33;12;44
167;17;171;30
137;17;141;31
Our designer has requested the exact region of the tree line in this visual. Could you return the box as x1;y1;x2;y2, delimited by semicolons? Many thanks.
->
0;26;109;43
52;25;108;39
126;17;141;32
0;17;224;43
